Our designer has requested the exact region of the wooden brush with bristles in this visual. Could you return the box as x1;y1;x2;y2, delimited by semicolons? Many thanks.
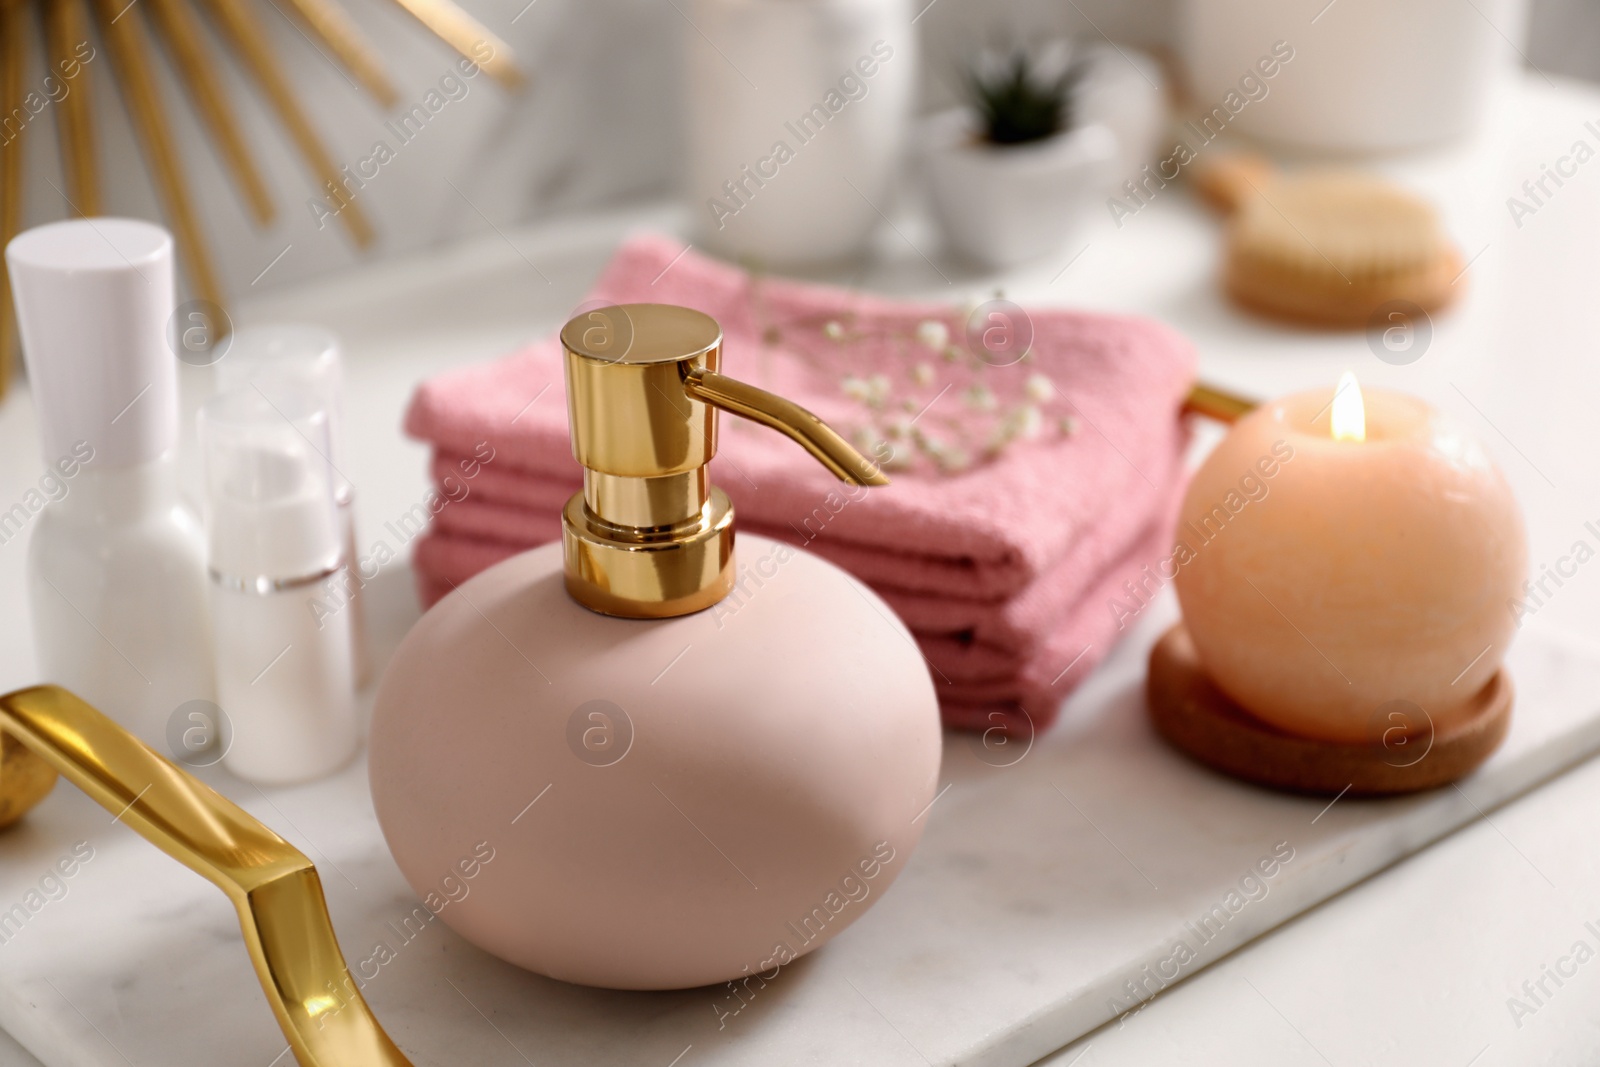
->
1192;153;1463;329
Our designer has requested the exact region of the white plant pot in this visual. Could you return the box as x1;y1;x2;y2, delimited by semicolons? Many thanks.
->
920;111;1116;270
682;0;917;268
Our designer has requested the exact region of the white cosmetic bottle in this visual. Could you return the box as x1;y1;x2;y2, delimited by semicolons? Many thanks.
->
217;325;370;687
200;387;358;784
6;218;215;746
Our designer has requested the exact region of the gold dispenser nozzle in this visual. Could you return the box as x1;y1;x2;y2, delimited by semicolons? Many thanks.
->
558;303;888;619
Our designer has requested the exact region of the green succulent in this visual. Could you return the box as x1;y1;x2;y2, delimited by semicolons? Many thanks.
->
965;48;1085;146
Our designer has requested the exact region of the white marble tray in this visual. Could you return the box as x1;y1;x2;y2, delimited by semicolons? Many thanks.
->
5;579;1600;1067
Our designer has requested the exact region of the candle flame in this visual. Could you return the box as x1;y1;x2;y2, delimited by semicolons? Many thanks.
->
1330;371;1366;442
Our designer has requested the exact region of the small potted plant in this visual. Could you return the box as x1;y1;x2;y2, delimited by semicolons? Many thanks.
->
922;42;1117;269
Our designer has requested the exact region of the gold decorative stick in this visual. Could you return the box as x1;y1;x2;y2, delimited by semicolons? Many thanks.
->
41;0;100;215
3;0;528;389
1184;381;1256;424
0;685;413;1067
0;0;28;394
266;0;398;107
202;0;376;247
91;0;227;312
145;0;276;225
382;0;524;88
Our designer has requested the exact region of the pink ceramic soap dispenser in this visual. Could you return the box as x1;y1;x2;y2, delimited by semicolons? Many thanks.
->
370;304;942;990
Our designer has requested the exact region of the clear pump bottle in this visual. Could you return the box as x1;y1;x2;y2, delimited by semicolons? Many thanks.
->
199;387;358;784
219;325;370;687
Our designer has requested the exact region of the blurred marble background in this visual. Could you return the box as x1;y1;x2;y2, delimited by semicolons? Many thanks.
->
8;0;1589;295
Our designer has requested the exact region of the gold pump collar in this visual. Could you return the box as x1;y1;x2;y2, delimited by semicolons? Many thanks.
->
558;303;887;619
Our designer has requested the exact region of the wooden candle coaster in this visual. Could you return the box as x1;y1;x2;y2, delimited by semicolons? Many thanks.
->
1146;624;1512;797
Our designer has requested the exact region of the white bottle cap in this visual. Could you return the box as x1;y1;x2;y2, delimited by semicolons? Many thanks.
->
6;218;178;467
199;386;343;584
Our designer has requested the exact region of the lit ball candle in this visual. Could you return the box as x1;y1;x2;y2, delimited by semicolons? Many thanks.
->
1173;374;1527;744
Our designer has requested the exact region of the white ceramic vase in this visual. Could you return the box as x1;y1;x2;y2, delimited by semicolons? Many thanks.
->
682;0;917;267
1181;0;1528;154
1075;44;1168;189
921;112;1116;270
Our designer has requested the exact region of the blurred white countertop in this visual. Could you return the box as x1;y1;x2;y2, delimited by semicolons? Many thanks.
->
1;71;1599;1067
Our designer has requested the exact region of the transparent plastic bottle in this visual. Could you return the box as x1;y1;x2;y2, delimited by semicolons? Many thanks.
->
219;325;370;688
200;387;357;784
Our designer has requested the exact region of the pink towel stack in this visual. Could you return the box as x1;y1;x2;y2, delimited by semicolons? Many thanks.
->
404;234;1196;735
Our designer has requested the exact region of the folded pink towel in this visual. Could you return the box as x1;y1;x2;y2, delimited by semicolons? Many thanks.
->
410;506;1176;735
426;440;1184;662
403;233;1198;731
925;511;1180;732
405;232;1196;601
410;435;1186;723
414;483;1181;683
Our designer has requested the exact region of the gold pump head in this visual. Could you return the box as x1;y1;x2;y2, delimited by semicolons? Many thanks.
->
559;303;889;619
